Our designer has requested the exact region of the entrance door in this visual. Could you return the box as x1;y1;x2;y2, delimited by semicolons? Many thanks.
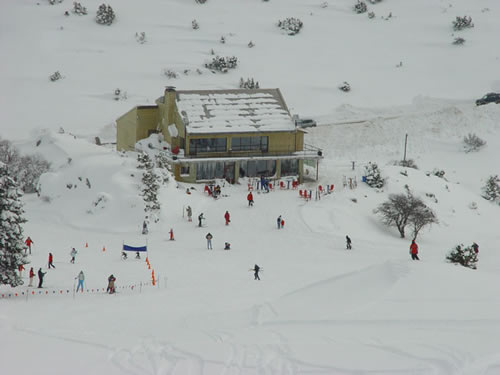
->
224;162;235;184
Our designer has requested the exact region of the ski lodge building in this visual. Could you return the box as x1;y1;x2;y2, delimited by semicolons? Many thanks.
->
116;87;322;184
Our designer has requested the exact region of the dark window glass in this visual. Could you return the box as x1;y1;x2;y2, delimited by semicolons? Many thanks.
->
281;159;298;177
231;136;268;152
189;138;227;155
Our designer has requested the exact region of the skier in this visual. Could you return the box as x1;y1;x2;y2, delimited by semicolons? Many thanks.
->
107;274;116;294
224;211;231;225
247;192;254;206
25;236;34;255
346;235;352;250
28;267;35;287
121;251;128;260
18;264;25;278
135;251;141;259
277;215;282;229
224;242;231;250
472;242;479;254
48;252;55;269
142;220;148;235
70;248;77;264
186;206;192;222
252;264;261;280
75;270;85;293
281;218;285;228
410;240;419;260
206;232;213;250
37;268;46;288
198;213;205;227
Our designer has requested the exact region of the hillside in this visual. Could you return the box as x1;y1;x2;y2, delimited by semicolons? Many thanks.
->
1;0;500;374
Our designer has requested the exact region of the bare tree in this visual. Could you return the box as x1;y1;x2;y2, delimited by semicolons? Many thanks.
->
375;185;437;239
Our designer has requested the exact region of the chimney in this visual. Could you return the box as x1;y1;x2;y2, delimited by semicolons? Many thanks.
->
164;86;177;127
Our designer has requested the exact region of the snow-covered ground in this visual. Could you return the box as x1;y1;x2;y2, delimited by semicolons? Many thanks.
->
1;0;500;374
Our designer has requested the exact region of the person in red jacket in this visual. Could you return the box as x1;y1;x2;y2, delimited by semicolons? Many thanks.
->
247;192;254;207
224;211;231;225
28;267;35;287
410;240;419;260
48;252;56;269
25;236;34;255
18;264;25;277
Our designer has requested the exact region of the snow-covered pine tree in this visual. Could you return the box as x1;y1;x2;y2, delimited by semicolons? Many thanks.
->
364;162;385;188
0;162;28;287
446;244;478;269
481;175;500;203
96;4;115;26
137;152;154;169
141;169;160;212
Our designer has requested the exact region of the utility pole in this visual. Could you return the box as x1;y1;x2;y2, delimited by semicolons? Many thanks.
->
403;133;408;162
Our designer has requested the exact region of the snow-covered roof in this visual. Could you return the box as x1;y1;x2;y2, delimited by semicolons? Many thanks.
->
175;89;295;134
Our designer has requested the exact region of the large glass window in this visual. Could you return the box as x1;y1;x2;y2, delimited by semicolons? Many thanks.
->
196;161;235;181
239;160;276;177
281;159;298;177
231;136;268;152
189;138;227;155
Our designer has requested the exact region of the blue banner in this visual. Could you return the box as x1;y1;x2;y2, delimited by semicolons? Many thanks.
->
123;244;147;252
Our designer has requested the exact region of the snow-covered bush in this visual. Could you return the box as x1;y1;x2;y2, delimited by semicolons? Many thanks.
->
452;16;473;31
96;4;115;26
137;152;154;170
354;1;368;14
248;40;255;48
72;2;87;15
481;175;500;203
320;2;328;8
163;69;178;79
239;77;259;89
463;133;486;153
368;11;375;19
364;162;384;188
368;0;382;3
114;88;127;101
195;0;207;3
205;56;238;73
0;138;50;194
0;162;28;287
453;37;465;45
431;169;446;179
396;159;418;169
446;244;478;269
48;0;63;4
338;81;351;92
277;17;303;35
135;32;146;44
192;19;199;30
375;185;437;239
49;71;62;82
220;36;226;44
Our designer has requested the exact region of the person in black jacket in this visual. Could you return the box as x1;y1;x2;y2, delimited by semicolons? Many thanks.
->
253;264;261;280
37;268;46;288
346;235;352;250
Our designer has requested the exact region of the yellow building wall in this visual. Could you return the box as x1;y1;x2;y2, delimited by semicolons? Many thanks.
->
135;107;159;141
116;108;138;151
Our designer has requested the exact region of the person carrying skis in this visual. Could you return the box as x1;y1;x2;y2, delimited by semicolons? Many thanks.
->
70;248;77;264
37;268;46;288
346;235;352;250
107;274;116;294
472;242;479;254
247;192;254;206
206;232;213;250
75;271;85;293
48;252;55;269
186;206;193;222
224;211;231;225
25;236;34;255
277;215;282;229
252;264;261;280
28;267;35;287
410;240;419;260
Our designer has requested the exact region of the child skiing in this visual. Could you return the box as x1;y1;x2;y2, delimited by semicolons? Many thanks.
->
198;213;205;227
48;252;55;269
28;267;35;287
247;192;254;206
186;206;192;222
107;274;116;294
277;215;282;229
70;248;77;263
252;264;261;280
25;236;34;255
224;242;231;250
224;211;231;225
37;268;46;288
